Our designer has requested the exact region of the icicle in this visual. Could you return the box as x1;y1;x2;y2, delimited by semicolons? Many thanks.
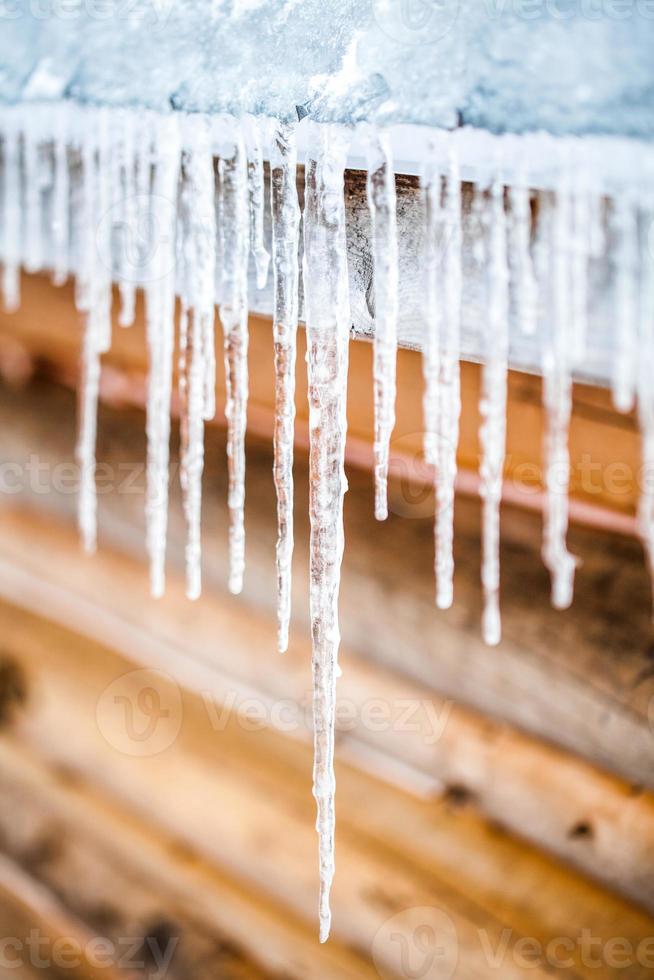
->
366;127;398;522
479;178;509;647
95;115;114;356
421;164;443;471
508;183;537;336
539;188;578;610
245;115;270;290
219;124;249;597
270;121;300;653
118;111;137;326
74;120;93;316
422;148;462;610
179;118;217;599
303;122;351;944
76;111;114;554
200;166;217;427
80;112;113;548
176;174;192;510
637;201;654;616
144;116;181;598
23;121;42;274
611;194;638;413
1;121;20;311
434;151;462;610
51;107;70;287
469;181;487;268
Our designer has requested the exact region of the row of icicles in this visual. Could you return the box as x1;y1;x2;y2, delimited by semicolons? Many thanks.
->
1;103;653;941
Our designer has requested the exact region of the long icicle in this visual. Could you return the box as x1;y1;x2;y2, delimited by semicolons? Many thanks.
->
422;149;462;610
23;118;42;274
117;109;137;327
76;110;113;554
303;122;351;943
270;121;300;652
479;177;509;646
246;115;271;290
219;122;249;596
144;115;181;598
434;149;462;610
51;104;70;287
611;194;638;413
1;116;20;311
177;160;192;527
366;127;398;522
540;187;578;610
181;118;216;599
422;163;442;473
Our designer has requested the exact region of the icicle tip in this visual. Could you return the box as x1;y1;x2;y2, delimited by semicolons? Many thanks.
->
436;583;454;611
482;603;501;647
277;627;289;655
374;497;388;522
319;911;331;944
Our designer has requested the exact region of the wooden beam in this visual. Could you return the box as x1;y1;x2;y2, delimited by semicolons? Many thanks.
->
0;744;370;980
0;375;652;795
0;604;652;979
0;272;641;528
0;505;653;914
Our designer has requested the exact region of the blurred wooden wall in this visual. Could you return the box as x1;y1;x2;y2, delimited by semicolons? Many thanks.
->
0;275;652;979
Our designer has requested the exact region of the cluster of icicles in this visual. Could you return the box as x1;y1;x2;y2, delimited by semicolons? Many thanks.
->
1;102;654;941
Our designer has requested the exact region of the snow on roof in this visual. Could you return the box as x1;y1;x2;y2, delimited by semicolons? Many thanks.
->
0;0;653;140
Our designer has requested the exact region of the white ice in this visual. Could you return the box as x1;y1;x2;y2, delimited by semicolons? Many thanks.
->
303;121;351;943
144;115;181;598
51;105;70;288
1;121;20;311
508;183;537;337
245;115;271;291
219;122;250;596
270;121;300;652
76;110;113;555
539;188;578;610
611;194;638;413
3;100;654;942
366;127;398;523
479;178;509;647
179;117;217;599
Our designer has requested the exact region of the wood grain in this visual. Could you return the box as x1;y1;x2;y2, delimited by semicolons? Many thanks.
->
0;503;653;914
0;377;652;793
0;601;653;979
